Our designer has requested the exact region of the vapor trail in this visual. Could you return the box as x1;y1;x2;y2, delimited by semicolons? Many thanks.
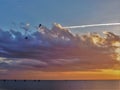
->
63;23;120;29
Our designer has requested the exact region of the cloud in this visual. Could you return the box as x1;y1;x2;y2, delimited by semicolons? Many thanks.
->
0;23;120;73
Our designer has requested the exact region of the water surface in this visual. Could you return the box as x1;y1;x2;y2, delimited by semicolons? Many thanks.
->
0;80;119;90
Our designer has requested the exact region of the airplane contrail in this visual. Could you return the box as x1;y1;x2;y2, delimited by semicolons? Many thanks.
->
63;23;120;29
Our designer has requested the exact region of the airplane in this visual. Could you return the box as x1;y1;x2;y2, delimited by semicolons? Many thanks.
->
19;23;42;39
19;23;30;39
22;23;42;39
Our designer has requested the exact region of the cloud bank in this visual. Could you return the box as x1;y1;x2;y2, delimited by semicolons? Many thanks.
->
0;23;120;73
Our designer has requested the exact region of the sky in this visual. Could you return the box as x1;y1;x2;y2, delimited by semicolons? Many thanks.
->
0;0;120;80
0;0;120;28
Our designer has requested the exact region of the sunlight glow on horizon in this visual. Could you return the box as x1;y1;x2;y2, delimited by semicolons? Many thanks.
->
0;69;119;80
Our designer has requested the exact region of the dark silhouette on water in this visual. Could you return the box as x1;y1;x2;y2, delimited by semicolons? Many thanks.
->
38;80;40;82
3;80;6;82
23;80;26;82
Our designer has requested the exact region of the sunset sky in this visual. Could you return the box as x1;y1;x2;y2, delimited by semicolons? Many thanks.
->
0;0;120;80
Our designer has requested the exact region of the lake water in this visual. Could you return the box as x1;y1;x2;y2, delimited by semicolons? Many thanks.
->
0;80;119;90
